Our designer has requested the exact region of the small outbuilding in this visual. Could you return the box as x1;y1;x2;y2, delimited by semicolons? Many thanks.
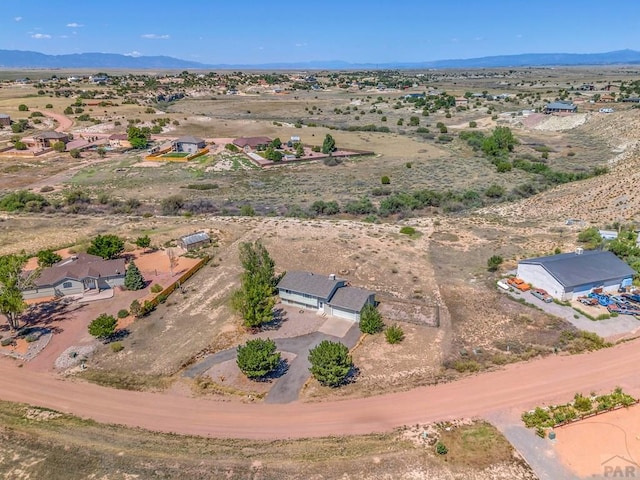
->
277;271;376;321
172;135;206;154
516;250;635;300
178;231;211;251
0;114;10;126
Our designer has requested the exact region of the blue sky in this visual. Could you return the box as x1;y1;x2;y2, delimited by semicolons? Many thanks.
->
2;1;639;64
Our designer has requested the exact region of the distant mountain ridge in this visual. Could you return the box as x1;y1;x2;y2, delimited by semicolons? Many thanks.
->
2;49;640;70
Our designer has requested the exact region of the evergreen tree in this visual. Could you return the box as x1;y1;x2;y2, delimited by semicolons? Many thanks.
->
124;261;145;290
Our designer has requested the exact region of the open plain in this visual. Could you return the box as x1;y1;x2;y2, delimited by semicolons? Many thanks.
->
2;66;640;478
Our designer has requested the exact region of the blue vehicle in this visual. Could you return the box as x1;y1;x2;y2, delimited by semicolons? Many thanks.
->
587;292;614;306
622;293;640;304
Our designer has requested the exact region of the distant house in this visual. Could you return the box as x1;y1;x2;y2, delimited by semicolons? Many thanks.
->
0;114;10;127
34;131;70;149
233;137;272;152
178;231;211;251
277;271;376;322
403;93;426;99
599;230;618;240
579;84;595;91
599;94;615;103
516;250;635;300
108;134;131;149
172;135;206;154
22;253;125;301
455;97;468;106
544;101;577;114
621;97;640;103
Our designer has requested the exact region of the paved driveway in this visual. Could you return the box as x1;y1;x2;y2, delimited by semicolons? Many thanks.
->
183;317;362;404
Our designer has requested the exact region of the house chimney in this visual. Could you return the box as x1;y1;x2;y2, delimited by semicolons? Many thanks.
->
329;274;336;280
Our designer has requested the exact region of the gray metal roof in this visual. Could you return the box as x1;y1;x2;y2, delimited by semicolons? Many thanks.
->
0;114;9;119
545;101;577;111
174;135;205;145
519;250;635;289
328;286;374;312
180;231;210;246
277;271;342;300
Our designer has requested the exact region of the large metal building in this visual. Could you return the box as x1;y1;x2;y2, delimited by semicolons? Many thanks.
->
516;250;635;300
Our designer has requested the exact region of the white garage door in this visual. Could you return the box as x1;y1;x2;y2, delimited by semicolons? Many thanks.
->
331;307;358;322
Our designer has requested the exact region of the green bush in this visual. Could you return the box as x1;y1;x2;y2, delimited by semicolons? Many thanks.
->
1;338;14;347
117;309;129;319
308;340;353;387
573;393;592;412
435;442;448;455
88;313;117;339
150;284;164;293
399;226;417;235
385;324;405;344
25;334;38;343
110;342;124;353
359;304;384;334
487;255;504;272
18;104;29;111
236;338;281;379
381;175;391;185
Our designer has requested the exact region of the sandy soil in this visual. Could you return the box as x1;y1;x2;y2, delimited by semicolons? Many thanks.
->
555;404;640;477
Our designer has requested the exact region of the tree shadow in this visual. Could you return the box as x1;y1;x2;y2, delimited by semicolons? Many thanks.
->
108;329;130;342
253;358;290;382
260;308;288;332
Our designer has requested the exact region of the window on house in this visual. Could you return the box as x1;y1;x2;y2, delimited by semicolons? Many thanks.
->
62;281;72;289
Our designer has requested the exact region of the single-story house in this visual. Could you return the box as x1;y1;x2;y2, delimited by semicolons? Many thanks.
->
34;131;70;149
233;137;272;152
277;271;376;322
178;231;211;250
544;101;577;114
108;134;131;149
0;114;10;126
599;230;618;241
22;253;125;301
172;135;206;154
516;250;635;300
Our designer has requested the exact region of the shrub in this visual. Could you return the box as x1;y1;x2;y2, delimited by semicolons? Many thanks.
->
359;304;384;334
485;184;506;198
40;186;54;193
399;226;416;235
435;442;448;455
573;393;592;412
385;324;405;344
308;340;353;387
1;338;14;347
69;149;81;159
117;309;129;319
110;342;124;353
25;334;38;343
45;104;53;109
240;204;255;216
14;141;27;150
236;338;281;379
469;121;477;128
18;104;29;111
88;313;117;340
487;255;504;272
381;175;390;185
150;284;164;293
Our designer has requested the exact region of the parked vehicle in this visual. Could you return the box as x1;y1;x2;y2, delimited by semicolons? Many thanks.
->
531;288;552;303
587;292;615;306
578;296;599;306
623;293;640;304
507;277;531;292
496;280;510;291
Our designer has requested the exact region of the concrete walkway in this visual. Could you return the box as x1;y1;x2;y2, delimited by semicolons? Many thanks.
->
487;410;579;480
183;317;361;404
506;289;640;338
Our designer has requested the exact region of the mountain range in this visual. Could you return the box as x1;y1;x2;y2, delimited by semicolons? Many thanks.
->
2;49;640;70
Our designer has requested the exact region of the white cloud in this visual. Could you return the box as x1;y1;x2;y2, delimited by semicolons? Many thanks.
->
14;16;22;22
124;51;142;57
31;33;51;39
59;35;69;39
141;33;170;40
66;22;84;27
295;42;307;47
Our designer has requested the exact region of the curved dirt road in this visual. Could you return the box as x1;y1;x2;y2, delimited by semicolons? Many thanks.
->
40;110;73;132
1;339;640;439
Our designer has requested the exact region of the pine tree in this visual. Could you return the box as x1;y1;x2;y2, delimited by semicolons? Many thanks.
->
124;261;145;290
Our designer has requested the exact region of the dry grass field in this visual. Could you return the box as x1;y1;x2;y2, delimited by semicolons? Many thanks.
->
2;67;640;477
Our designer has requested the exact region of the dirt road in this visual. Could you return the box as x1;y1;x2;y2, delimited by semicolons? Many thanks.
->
40;110;73;132
1;339;640;440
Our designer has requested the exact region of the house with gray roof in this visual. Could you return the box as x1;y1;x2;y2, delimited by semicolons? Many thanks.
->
22;253;125;301
172;135;206;154
276;271;375;321
516;250;635;300
544;101;577;114
0;114;10;127
178;231;211;250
